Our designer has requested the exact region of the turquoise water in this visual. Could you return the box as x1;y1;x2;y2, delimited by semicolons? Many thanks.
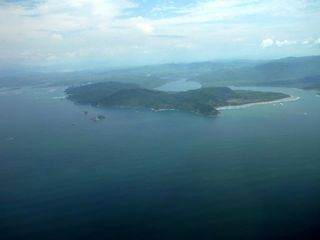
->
0;86;320;240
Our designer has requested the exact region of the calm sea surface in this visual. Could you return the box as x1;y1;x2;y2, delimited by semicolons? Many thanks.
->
155;79;201;92
0;85;320;240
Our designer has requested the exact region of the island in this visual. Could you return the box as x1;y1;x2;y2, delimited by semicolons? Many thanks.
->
65;82;289;116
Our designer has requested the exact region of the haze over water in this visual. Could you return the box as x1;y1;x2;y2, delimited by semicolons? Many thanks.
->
1;85;320;240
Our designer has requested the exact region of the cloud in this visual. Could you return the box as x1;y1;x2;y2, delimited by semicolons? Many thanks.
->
261;38;318;48
150;2;177;17
0;0;137;33
261;38;274;48
0;0;320;65
154;0;314;26
136;20;154;34
151;34;186;39
275;40;296;47
301;38;320;45
52;33;63;40
302;39;312;45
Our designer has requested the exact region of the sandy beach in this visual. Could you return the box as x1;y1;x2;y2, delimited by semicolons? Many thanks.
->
217;95;301;110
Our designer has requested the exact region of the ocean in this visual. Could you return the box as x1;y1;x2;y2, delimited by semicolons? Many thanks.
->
1;85;320;240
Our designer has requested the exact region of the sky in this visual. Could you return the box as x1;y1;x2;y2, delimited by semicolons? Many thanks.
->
0;0;320;68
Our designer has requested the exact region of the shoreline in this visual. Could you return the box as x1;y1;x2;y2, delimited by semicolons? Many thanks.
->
150;95;301;114
217;95;300;111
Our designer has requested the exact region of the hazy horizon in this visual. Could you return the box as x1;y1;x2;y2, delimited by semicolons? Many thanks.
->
1;0;320;69
1;54;320;74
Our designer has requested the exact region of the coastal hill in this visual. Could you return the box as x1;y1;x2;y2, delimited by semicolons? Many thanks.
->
66;82;289;116
192;56;320;89
1;56;320;91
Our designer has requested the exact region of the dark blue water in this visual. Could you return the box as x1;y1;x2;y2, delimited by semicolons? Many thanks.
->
1;86;320;240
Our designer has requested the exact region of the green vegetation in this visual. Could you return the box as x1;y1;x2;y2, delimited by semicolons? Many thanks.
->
66;82;289;116
192;56;320;88
2;56;319;90
258;75;320;90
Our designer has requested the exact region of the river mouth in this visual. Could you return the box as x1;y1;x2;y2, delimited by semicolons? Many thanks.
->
155;79;201;92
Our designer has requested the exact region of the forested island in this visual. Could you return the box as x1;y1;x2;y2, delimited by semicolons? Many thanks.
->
66;82;289;116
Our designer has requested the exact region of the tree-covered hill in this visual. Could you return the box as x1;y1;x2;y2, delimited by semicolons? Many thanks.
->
66;82;289;116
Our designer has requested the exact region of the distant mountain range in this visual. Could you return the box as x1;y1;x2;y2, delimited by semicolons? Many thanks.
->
1;56;320;90
190;56;320;89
